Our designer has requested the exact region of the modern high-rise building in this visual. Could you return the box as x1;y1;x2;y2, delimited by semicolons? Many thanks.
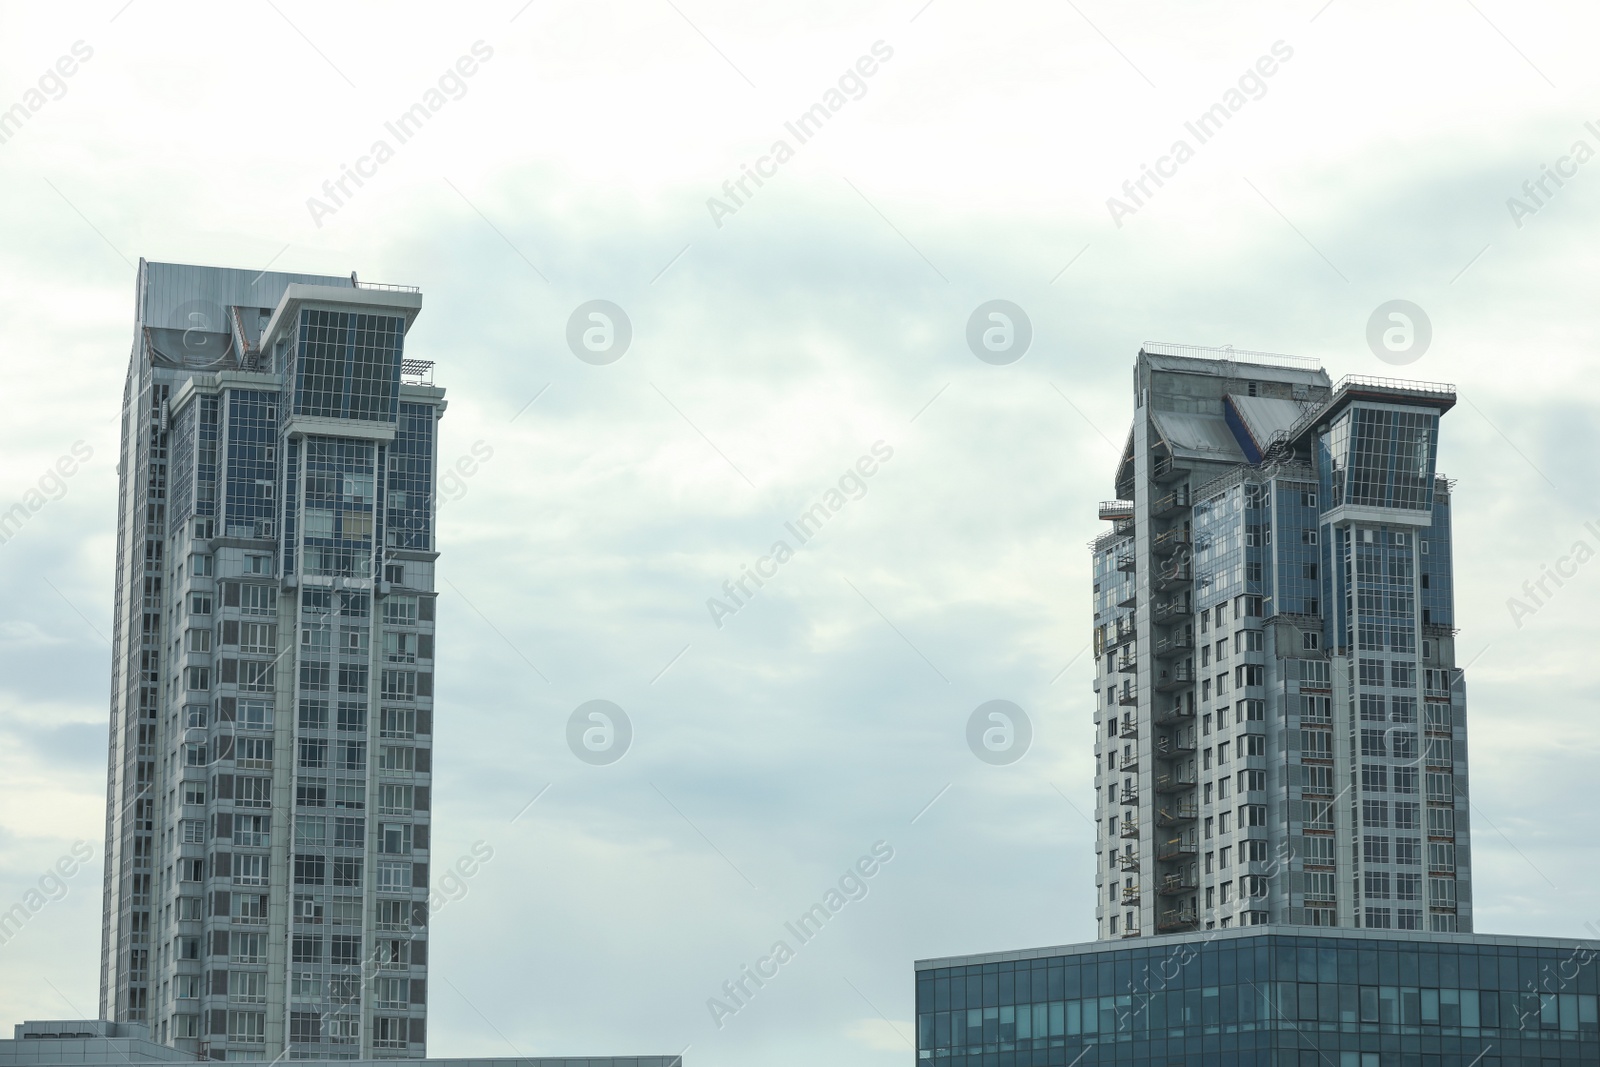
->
101;261;444;1058
1090;344;1471;940
917;343;1597;1064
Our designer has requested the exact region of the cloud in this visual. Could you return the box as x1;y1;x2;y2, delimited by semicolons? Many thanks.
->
844;1016;914;1052
1;2;1599;1064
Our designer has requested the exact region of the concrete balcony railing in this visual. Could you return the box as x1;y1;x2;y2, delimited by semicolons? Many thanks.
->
1154;702;1194;726
1157;801;1199;825
1154;631;1193;657
1155;664;1195;691
1156;837;1198;862
1159;872;1197;895
1156;735;1196;758
1152;526;1191;556
1154;771;1197;794
1152;595;1192;625
1151;485;1191;517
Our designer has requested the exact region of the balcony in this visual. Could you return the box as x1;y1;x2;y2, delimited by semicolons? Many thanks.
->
1118;852;1140;873
1121;923;1143;939
1117;589;1138;609
1156;837;1198;862
1154;771;1196;794
1151;486;1191;517
1119;816;1140;839
1152;595;1192;625
1152;526;1191;556
1156;735;1195;759
1116;649;1137;673
1098;499;1134;521
1157;907;1199;931
1121;885;1141;906
1116;551;1137;573
1154;631;1194;657
1117;683;1139;707
1154;560;1193;591
1152;453;1187;483
1118;716;1138;740
1158;872;1197;895
1156;801;1198;826
1154;702;1194;726
1119;788;1139;808
1155;664;1195;692
1105;618;1136;651
1119;751;1139;773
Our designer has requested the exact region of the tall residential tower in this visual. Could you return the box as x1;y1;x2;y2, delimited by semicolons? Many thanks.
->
1091;345;1470;940
101;261;444;1058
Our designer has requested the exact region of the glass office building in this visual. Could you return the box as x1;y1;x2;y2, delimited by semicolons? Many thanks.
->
101;262;444;1059
1089;347;1471;939
915;926;1600;1065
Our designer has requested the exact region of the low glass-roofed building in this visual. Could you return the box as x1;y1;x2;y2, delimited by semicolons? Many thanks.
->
915;926;1600;1066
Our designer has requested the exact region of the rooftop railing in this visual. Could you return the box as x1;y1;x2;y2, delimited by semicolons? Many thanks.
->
354;279;421;293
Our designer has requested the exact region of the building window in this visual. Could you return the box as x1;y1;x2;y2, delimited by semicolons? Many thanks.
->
377;861;411;892
1304;871;1335;902
290;1012;321;1043
379;823;413;855
237;699;272;730
380;707;416;739
295;855;327;886
334;816;365;848
297;778;328;808
229;933;265;964
298;738;328;769
227;1011;265;1043
1392;731;1418;760
236;737;273;769
234;854;267;886
373;1017;408;1050
1362;800;1389;828
233;815;270;847
1363;836;1391;864
291;935;323;964
332;857;364;888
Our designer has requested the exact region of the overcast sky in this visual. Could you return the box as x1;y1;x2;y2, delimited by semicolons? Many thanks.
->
2;1;1598;1063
